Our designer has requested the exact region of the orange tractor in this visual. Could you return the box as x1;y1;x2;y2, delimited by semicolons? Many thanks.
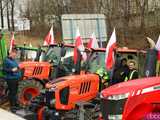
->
17;44;75;106
16;48;103;120
15;47;147;120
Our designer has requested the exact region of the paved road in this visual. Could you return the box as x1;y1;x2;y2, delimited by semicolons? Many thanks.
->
0;101;10;111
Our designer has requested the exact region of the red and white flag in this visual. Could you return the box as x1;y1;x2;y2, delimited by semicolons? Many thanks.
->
74;28;87;64
9;32;15;53
87;33;99;49
105;28;117;70
155;35;160;60
43;26;54;46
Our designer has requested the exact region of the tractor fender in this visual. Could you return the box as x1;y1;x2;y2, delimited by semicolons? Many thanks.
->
22;77;48;87
18;78;45;106
123;90;160;120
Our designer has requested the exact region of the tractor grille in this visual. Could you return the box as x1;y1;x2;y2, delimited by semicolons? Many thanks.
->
79;81;91;94
32;66;43;75
100;98;126;120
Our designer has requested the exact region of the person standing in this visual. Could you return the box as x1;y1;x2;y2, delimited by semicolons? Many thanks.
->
126;60;138;80
120;58;130;81
3;48;21;112
111;58;129;84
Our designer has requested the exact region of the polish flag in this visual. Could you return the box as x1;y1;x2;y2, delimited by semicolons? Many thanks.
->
87;33;99;49
43;26;54;46
9;32;15;53
74;28;87;64
155;35;160;60
105;28;117;70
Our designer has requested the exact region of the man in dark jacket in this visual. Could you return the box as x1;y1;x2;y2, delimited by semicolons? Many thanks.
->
111;58;129;84
3;48;21;112
120;58;130;81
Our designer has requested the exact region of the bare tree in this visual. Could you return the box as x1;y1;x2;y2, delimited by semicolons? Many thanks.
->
0;0;4;29
5;0;10;30
119;0;131;40
9;0;15;31
0;0;8;29
94;0;112;38
136;0;148;30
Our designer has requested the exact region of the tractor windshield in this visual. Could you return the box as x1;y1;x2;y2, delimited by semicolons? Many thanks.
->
84;50;106;73
45;45;74;76
45;46;61;65
61;47;74;73
15;45;39;62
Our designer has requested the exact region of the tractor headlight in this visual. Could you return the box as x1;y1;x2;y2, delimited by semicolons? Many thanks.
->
107;92;129;100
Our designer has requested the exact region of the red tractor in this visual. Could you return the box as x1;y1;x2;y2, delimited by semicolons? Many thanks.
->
100;77;160;120
100;48;159;120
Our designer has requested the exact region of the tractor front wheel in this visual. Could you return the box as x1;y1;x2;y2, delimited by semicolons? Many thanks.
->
84;104;101;120
18;79;43;106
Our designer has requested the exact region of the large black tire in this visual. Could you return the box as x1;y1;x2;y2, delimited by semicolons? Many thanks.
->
18;79;43;106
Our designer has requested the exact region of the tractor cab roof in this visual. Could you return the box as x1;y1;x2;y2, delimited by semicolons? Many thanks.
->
88;47;146;53
16;45;38;51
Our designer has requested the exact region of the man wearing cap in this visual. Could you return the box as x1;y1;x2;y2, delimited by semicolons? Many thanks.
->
3;48;21;112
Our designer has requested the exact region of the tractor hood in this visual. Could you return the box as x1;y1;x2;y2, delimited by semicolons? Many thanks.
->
19;61;51;80
101;77;160;97
46;73;99;89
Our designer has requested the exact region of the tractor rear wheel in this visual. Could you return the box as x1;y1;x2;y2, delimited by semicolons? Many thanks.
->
18;79;43;106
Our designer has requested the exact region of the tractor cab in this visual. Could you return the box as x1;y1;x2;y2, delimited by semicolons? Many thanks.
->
41;44;75;78
115;47;146;77
15;45;39;62
83;47;146;77
19;43;75;80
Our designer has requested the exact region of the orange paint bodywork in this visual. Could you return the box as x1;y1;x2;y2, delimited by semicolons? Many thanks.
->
19;61;51;80
46;73;100;110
